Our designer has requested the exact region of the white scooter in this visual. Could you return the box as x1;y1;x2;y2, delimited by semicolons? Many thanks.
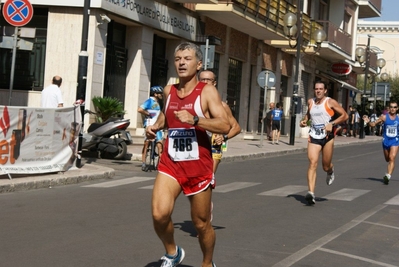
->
82;110;132;159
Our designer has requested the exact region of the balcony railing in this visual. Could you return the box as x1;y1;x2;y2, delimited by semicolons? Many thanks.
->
222;0;316;43
317;20;352;56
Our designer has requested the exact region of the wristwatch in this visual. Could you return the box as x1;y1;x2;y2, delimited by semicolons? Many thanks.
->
223;134;229;142
331;121;336;126
193;115;199;126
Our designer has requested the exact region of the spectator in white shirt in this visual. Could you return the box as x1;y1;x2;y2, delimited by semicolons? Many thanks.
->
41;76;64;108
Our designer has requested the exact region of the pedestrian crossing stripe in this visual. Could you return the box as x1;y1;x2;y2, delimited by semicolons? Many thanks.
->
213;182;261;193
82;177;154;188
384;194;399;205
83;179;399;205
258;185;308;196
323;188;370;201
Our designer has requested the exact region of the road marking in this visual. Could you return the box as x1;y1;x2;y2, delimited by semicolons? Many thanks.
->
384;194;399;205
323;188;370;201
360;220;399;230
213;182;261;193
318;248;397;267
82;177;154;188
272;204;387;267
258;185;308;196
336;151;379;161
139;185;154;190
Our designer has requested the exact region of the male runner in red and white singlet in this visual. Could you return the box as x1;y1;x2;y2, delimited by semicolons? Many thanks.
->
146;42;229;267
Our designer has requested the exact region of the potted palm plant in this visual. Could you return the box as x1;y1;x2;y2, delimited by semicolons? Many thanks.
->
91;96;126;122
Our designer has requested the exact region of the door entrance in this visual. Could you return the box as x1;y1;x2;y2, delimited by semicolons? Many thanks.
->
104;22;127;105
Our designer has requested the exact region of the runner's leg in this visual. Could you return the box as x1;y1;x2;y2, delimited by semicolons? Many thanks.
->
307;142;322;193
189;186;215;267
152;173;182;255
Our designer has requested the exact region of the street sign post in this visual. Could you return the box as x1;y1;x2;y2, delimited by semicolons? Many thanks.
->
257;70;276;147
2;0;34;105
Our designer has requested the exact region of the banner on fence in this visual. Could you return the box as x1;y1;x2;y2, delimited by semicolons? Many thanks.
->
0;105;82;175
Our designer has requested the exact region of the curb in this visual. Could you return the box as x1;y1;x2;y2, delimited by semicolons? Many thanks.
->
0;164;115;193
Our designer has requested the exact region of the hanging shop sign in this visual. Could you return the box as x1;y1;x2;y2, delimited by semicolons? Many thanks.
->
331;62;352;76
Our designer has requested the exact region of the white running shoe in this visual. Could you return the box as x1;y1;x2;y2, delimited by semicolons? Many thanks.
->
326;167;335;186
160;246;185;267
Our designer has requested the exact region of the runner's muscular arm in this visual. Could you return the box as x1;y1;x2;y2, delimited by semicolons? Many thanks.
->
174;84;230;134
222;102;241;139
213;102;241;145
366;114;385;127
325;98;349;132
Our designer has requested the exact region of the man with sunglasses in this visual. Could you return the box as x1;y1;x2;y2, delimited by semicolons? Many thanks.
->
299;81;348;205
365;101;399;185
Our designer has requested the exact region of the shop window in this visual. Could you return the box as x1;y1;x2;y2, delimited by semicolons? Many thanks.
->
227;58;242;120
0;8;48;90
151;35;168;88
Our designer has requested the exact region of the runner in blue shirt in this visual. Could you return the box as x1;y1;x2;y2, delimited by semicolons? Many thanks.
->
365;100;399;185
271;103;283;144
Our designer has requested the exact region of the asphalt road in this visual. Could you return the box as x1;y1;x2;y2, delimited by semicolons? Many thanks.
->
1;142;398;267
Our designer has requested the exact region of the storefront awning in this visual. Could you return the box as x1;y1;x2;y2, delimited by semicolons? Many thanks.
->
332;78;362;94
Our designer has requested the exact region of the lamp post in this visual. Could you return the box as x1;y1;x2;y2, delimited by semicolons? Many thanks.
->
283;0;326;145
355;35;386;139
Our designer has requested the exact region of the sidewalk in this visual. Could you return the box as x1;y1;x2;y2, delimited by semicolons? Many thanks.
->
130;133;382;162
0;134;381;193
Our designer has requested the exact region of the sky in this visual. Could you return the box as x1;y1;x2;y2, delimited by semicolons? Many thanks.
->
364;0;398;21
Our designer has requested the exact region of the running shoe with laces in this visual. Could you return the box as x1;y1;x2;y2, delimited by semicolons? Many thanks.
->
160;246;185;267
305;191;315;205
326;167;335;186
383;174;391;185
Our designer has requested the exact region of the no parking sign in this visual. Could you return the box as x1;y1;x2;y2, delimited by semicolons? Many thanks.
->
2;0;33;27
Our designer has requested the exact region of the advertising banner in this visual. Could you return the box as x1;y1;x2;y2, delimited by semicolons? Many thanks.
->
0;105;82;175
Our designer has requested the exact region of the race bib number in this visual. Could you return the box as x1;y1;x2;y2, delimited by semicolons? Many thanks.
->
385;125;397;138
309;124;327;139
168;128;199;161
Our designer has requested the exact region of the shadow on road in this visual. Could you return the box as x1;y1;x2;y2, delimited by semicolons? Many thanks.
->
287;194;328;205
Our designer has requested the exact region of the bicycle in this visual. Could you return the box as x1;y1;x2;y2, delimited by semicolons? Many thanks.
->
143;139;162;172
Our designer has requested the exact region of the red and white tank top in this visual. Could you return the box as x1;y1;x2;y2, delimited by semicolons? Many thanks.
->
158;82;213;178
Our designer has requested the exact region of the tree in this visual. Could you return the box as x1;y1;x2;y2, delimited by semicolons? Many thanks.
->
356;73;399;115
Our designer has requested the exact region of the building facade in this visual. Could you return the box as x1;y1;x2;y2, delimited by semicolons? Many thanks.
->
0;0;383;138
358;20;399;77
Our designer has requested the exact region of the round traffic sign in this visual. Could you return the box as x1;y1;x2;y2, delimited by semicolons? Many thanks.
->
2;0;33;27
257;70;276;89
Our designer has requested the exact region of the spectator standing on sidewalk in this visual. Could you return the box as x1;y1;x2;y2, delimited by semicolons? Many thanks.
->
353;107;360;137
299;81;348;205
146;42;229;267
198;69;241;173
348;105;354;137
271;103;282;145
41;75;64;108
364;100;399;185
